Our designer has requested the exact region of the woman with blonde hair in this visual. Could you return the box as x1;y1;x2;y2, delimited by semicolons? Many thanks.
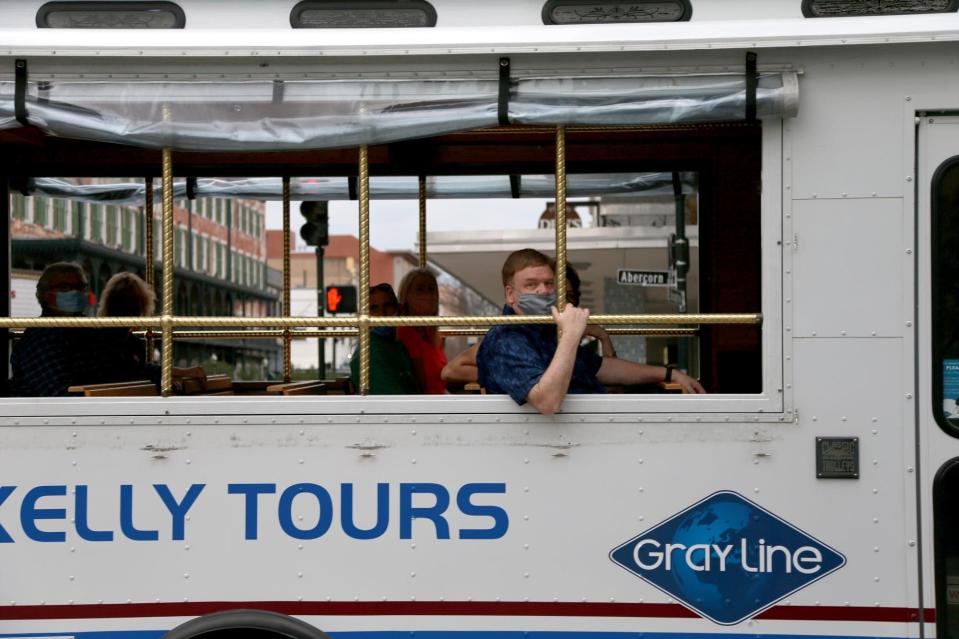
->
97;271;155;318
396;268;447;394
98;271;205;391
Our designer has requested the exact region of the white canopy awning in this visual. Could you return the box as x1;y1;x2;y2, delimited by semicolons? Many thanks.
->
26;173;698;205
0;71;798;151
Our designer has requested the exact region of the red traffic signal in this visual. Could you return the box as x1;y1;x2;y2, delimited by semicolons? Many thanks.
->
325;285;357;314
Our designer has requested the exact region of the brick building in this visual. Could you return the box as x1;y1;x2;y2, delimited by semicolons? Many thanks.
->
9;180;279;377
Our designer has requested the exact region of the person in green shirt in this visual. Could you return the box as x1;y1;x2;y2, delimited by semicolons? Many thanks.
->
350;283;420;394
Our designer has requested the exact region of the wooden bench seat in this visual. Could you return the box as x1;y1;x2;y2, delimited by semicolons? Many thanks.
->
66;375;358;398
266;380;328;396
263;377;354;396
68;380;158;397
176;373;232;395
605;382;685;394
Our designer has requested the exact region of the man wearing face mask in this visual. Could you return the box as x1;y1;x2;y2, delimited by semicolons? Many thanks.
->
441;263;616;387
477;249;705;414
349;283;420;395
9;262;98;396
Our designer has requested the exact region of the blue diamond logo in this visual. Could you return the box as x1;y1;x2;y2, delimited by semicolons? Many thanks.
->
610;491;846;625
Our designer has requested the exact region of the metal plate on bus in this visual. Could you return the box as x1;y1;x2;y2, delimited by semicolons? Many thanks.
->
816;436;859;479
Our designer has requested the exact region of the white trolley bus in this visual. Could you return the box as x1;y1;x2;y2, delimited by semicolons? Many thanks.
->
1;1;958;639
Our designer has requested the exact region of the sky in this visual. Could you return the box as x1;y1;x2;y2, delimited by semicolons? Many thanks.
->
265;198;586;252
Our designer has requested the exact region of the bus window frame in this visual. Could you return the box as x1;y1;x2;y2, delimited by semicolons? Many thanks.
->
932;457;959;637
930;155;959;438
554;117;784;414
1;121;784;418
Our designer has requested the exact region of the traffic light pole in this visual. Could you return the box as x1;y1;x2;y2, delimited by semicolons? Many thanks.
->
300;200;330;379
316;245;326;378
1;177;9;397
282;177;292;383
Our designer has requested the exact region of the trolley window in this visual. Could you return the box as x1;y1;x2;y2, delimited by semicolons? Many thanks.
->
932;157;959;436
0;63;788;411
3;123;766;405
934;458;959;638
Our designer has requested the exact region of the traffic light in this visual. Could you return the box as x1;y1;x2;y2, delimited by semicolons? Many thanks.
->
325;285;357;314
300;201;329;247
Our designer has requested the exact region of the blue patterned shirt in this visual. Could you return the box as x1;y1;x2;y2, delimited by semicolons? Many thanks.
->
477;305;605;405
9;324;159;397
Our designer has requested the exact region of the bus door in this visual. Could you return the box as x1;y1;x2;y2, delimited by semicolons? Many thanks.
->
917;113;959;639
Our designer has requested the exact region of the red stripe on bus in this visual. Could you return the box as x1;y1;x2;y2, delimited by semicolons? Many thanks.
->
0;601;936;623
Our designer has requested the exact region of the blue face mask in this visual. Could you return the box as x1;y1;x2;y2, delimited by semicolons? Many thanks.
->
372;326;396;339
516;292;557;316
55;290;88;314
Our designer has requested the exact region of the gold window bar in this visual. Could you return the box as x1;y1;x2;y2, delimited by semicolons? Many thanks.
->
364;314;755;327
143;176;155;362
155;329;362;339
282;176;292;382
122;327;700;340
358;146;371;394
437;327;701;338
555;126;567;311
418;175;427;268
0;314;758;329
160;146;175;396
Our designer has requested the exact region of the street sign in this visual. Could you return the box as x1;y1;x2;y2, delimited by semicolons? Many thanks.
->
617;269;671;286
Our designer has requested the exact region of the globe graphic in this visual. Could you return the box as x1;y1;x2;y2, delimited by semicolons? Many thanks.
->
666;496;774;620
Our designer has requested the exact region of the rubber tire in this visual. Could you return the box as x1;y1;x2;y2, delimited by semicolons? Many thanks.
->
160;609;331;639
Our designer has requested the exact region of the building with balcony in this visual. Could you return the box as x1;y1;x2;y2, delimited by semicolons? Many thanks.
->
9;180;279;378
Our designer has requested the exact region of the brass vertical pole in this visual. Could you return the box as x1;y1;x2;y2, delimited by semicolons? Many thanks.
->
144;177;155;362
418;175;427;268
160;148;175;396
358;146;371;394
282;176;292;382
555;126;567;311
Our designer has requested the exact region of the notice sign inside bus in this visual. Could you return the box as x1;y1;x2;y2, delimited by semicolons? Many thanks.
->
618;269;673;287
949;581;959;604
